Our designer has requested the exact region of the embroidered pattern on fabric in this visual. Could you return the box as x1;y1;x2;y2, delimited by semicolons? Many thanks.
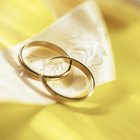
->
65;32;106;66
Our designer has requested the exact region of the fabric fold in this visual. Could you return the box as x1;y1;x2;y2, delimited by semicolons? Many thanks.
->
0;0;115;104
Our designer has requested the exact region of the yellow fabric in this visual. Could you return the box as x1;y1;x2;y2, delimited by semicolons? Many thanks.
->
0;0;54;48
0;0;140;140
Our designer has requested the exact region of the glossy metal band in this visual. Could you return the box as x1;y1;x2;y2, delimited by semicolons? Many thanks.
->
40;56;95;102
18;41;71;81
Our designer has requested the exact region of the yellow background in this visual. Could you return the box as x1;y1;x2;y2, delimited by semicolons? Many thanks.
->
0;0;140;140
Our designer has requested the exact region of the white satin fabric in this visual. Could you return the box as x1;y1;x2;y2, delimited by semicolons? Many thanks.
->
0;0;115;104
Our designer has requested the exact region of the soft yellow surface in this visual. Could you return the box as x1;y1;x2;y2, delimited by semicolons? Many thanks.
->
0;0;140;140
0;0;54;48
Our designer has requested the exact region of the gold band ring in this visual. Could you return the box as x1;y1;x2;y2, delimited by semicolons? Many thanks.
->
18;41;71;81
40;56;95;102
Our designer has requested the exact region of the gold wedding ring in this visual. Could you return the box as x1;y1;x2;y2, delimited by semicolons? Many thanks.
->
18;41;71;80
19;41;95;102
40;56;95;102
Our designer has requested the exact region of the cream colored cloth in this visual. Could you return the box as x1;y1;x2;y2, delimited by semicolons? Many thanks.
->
0;0;115;104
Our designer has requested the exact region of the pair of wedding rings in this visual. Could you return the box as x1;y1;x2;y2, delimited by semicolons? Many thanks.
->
18;41;95;102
